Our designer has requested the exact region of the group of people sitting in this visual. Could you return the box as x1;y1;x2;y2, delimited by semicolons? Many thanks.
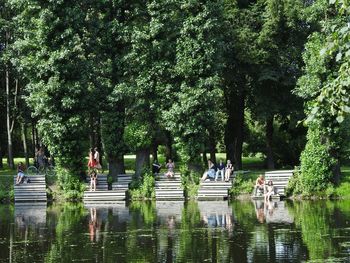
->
254;175;278;201
201;159;234;182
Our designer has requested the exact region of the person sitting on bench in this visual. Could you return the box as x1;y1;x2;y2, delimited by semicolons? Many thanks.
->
215;159;225;181
265;180;276;201
201;159;216;181
152;159;161;175
254;174;265;196
165;159;175;178
15;162;26;185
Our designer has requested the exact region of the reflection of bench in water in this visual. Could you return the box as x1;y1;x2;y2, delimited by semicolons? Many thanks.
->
15;203;47;226
14;175;47;202
198;201;234;228
156;201;183;222
84;202;130;222
253;200;293;224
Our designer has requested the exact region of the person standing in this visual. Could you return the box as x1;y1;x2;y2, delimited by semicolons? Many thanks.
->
215;159;225;181
37;148;46;170
94;147;102;171
88;148;96;172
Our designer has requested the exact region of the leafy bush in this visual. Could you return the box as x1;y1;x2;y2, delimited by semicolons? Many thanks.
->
180;166;200;199
56;167;85;200
298;126;337;194
0;176;13;202
129;172;155;200
230;174;254;198
334;182;350;199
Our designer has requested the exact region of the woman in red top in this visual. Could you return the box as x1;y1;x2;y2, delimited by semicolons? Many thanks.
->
88;148;96;171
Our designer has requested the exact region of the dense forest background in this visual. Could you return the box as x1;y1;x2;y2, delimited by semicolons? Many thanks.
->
1;0;350;195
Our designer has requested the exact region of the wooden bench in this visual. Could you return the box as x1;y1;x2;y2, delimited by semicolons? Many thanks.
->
264;170;294;196
198;181;232;200
155;173;184;200
14;175;47;202
84;174;127;202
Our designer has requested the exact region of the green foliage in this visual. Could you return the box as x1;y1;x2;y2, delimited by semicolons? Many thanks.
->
124;121;153;151
0;176;13;202
230;174;253;198
298;125;337;194
129;172;155;200
56;167;85;200
180;166;200;199
101;110;126;161
334;182;350;199
163;0;225;167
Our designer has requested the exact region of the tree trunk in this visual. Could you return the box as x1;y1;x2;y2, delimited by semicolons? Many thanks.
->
0;144;3;169
209;137;216;164
31;121;36;157
152;143;158;161
21;122;29;167
135;148;150;178
265;116;275;170
165;131;173;161
89;114;95;149
225;89;244;170
108;155;125;179
96;117;103;166
202;151;208;166
6;61;14;169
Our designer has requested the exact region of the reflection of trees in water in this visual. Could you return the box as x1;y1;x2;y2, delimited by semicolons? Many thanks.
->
6;200;349;262
176;201;235;262
126;201;158;262
287;201;336;261
44;203;88;262
9;204;49;263
231;200;307;262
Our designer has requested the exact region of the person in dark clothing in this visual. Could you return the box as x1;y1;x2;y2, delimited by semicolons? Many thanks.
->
152;159;161;174
215;159;225;181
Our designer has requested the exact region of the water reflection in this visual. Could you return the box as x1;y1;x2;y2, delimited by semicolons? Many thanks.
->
253;200;294;224
198;201;234;231
1;200;350;262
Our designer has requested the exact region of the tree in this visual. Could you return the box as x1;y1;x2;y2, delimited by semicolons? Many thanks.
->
295;0;350;191
13;0;103;196
164;0;225;170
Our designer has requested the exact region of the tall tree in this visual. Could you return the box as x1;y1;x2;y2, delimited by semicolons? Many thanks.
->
295;0;350;191
13;0;103;195
164;0;225;171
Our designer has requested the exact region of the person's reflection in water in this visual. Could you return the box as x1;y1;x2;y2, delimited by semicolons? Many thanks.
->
89;208;97;242
167;215;176;236
265;200;277;223
255;200;266;223
225;214;234;233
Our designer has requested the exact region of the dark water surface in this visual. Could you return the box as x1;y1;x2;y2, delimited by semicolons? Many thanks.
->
0;200;350;263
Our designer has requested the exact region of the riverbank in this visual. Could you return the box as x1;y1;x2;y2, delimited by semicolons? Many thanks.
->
3;156;350;203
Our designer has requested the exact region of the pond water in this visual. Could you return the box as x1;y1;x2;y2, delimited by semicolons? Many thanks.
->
0;200;350;263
